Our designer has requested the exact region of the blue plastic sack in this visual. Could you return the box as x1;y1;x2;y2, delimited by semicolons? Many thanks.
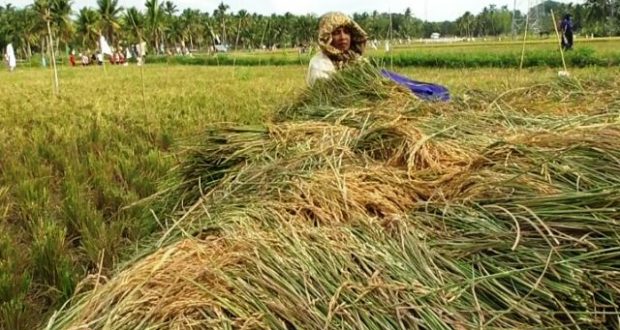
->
381;69;450;102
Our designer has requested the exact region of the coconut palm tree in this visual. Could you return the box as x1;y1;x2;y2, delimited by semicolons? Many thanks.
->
214;2;229;45
165;16;184;49
583;0;616;35
200;11;219;52
293;14;316;47
123;7;145;44
163;0;177;17
76;7;100;48
33;0;60;92
179;8;200;50
0;5;17;50
15;7;40;57
48;0;73;54
33;0;53;50
145;0;164;53
456;11;475;38
585;0;612;20
233;9;249;50
97;0;122;45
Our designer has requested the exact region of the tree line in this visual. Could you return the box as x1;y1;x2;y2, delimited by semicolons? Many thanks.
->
0;0;619;58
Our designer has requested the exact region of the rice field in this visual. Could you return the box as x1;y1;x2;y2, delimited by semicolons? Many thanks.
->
1;63;619;329
19;38;620;69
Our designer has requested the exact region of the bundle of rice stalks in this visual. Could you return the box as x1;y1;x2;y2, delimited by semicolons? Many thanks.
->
47;196;620;329
47;65;620;329
171;116;474;218
274;63;413;122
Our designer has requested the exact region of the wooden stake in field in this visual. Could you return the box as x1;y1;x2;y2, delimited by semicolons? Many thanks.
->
126;13;148;111
389;9;394;71
519;6;531;70
138;42;147;111
46;18;59;94
550;10;569;75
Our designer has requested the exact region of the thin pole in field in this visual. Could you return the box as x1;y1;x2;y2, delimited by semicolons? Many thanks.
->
550;10;568;73
128;8;148;112
46;19;59;94
519;2;530;70
389;9;393;71
100;37;107;75
511;0;518;39
138;40;147;111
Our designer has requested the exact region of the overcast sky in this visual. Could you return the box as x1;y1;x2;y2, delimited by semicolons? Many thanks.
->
2;0;583;22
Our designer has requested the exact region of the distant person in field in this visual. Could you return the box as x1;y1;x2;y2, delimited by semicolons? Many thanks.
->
80;53;89;66
5;43;16;71
69;50;76;66
560;14;574;51
306;12;368;86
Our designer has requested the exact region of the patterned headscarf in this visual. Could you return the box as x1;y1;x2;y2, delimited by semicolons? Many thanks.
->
318;12;368;69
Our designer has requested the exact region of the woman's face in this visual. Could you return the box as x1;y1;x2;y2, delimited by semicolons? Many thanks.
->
331;26;351;51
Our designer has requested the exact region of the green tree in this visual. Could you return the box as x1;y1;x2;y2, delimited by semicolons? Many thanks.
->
456;11;475;38
144;0;164;53
179;8;201;50
214;1;229;45
123;7;145;45
76;7;100;48
97;0;122;45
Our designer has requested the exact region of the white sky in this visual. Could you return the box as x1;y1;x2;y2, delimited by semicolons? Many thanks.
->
3;0;583;22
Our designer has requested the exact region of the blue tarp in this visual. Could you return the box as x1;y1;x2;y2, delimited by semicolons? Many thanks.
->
381;69;450;102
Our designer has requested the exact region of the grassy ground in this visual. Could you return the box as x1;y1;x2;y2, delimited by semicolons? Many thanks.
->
1;64;619;329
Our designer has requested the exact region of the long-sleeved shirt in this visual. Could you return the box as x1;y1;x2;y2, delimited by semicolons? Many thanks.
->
560;18;574;33
306;52;336;86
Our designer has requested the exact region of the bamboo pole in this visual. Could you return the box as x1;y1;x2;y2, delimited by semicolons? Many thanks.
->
46;19;59;94
550;10;568;73
519;7;530;70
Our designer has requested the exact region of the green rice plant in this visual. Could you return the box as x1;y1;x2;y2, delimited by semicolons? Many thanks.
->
29;219;76;301
145;46;620;69
0;230;32;330
45;65;620;329
0;66;297;328
2;64;620;329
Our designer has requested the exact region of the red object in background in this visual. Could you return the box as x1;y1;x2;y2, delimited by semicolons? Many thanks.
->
69;54;76;66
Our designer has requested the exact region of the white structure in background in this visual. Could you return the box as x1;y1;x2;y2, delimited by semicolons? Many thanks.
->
124;47;132;66
214;44;229;53
370;40;378;50
421;32;466;44
136;42;147;65
6;43;16;71
99;35;113;56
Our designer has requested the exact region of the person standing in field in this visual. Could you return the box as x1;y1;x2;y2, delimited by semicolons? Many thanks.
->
560;14;574;51
306;12;368;86
69;50;76;66
6;43;16;71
